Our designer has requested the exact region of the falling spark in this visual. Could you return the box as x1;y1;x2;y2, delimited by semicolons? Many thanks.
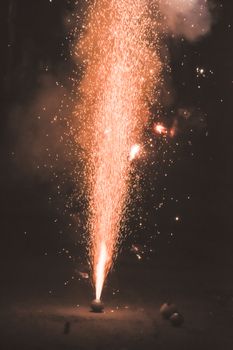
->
73;0;161;300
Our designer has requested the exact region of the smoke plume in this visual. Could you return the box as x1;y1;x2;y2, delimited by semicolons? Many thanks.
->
158;0;212;40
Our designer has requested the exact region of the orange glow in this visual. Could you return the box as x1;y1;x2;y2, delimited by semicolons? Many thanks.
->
73;0;162;300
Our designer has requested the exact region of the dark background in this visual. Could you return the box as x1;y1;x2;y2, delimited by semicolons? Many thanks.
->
0;0;232;300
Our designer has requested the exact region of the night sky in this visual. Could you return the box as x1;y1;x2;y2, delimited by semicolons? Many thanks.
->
0;0;232;296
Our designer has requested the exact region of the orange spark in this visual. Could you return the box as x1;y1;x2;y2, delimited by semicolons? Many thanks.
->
73;0;162;300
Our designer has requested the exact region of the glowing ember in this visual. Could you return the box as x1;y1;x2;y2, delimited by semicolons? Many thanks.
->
170;126;176;137
153;123;168;135
129;144;141;161
74;0;161;300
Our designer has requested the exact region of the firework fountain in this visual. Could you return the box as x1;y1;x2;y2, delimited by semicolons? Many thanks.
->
72;0;210;301
72;0;211;306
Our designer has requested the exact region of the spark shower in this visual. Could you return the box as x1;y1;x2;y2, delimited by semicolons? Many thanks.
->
72;0;211;301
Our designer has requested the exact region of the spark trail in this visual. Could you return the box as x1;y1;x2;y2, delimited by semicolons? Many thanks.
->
74;0;161;300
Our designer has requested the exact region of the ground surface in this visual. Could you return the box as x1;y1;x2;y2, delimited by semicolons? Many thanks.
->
1;256;233;350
